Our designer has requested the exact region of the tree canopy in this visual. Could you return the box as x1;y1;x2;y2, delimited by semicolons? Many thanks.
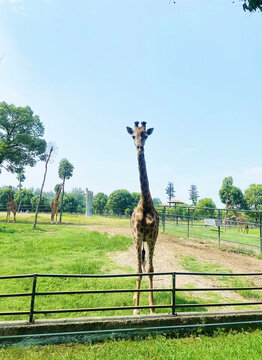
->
58;158;74;222
93;192;108;215
0;102;47;173
196;198;216;218
189;185;199;206
173;1;262;12
245;184;262;211
107;189;133;215
219;176;247;209
165;182;175;203
241;0;262;12
58;158;74;181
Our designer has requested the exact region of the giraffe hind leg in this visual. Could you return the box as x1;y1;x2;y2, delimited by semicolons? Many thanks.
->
133;241;143;315
147;243;156;314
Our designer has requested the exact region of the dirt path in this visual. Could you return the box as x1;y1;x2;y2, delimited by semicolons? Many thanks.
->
85;225;262;309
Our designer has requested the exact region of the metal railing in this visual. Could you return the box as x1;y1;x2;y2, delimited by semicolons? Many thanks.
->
158;206;262;253
1;271;262;323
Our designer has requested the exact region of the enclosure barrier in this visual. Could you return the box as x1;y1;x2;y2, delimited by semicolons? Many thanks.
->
158;206;262;253
1;272;262;323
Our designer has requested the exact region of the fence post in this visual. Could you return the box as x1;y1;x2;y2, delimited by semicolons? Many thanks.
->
29;274;37;323
218;209;221;247
187;207;190;238
259;212;262;253
162;206;166;233
171;272;176;316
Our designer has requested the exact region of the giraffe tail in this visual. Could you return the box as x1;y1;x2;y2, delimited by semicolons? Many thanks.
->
141;244;146;272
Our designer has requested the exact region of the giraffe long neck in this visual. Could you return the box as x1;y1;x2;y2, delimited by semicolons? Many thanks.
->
56;187;62;201
8;189;12;202
138;151;153;210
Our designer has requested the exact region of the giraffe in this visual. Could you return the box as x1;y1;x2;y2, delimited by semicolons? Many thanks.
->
222;201;234;231
234;210;249;234
226;202;249;234
126;121;159;315
6;186;17;223
50;184;63;224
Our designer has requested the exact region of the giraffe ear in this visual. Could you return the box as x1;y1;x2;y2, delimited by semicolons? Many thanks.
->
146;128;154;136
126;127;134;135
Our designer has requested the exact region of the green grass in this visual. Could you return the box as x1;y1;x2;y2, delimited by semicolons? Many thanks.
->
0;222;213;320
0;212;130;227
1;330;262;359
0;223;140;320
165;220;260;249
179;255;262;304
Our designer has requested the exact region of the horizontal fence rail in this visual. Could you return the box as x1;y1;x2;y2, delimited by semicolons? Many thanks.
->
157;205;262;253
1;272;262;323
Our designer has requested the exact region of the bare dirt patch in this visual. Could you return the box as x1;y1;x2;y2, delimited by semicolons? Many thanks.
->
85;224;262;310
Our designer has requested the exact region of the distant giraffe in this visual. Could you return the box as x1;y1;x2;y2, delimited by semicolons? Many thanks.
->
6;186;17;223
226;203;249;234
50;184;63;224
126;121;159;315
234;210;249;234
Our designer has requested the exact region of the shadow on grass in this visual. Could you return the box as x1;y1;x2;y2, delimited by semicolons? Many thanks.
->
0;226;17;234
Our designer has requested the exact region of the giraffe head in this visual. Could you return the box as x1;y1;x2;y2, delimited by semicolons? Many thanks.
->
126;122;154;154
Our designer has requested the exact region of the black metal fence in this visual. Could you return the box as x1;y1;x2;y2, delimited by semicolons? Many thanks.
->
157;206;262;253
1;272;262;323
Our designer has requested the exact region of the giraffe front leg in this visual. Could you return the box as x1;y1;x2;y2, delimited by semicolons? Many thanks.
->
13;211;16;223
133;242;142;315
6;211;10;223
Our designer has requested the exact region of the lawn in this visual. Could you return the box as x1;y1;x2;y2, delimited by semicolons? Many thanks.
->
0;212;130;227
164;219;261;250
1;330;262;359
1;216;262;356
0;221;202;321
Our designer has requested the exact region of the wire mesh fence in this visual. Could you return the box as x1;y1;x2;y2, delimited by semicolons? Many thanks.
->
157;206;262;253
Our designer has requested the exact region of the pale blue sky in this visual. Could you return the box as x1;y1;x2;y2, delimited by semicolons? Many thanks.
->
0;0;261;206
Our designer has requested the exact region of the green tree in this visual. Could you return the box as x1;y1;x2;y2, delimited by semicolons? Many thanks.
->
188;185;199;206
165;182;175;203
54;183;62;194
14;189;34;212
245;184;262;221
93;192;108;215
107;189;133;215
131;192;141;208
31;195;50;212
242;0;262;11
58;158;74;222
173;1;262;12
71;187;85;213
62;194;78;213
0;102;46;173
153;198;162;206
16;168;26;211
196;198;216;218
219;176;247;209
16;168;26;190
